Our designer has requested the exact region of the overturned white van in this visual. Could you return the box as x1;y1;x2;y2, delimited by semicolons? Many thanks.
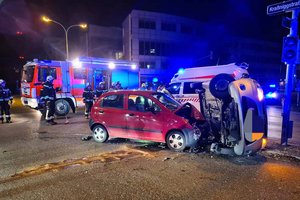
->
168;63;249;111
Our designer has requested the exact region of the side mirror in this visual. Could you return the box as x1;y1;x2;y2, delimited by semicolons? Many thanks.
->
55;87;62;92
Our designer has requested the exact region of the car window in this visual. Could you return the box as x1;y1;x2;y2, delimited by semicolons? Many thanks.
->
167;83;181;94
152;93;180;111
101;94;124;109
183;82;197;94
128;95;161;112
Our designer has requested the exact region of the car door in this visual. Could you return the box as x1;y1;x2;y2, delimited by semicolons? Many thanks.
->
94;93;128;138
126;95;165;142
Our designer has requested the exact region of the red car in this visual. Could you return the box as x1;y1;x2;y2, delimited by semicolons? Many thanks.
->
89;90;204;151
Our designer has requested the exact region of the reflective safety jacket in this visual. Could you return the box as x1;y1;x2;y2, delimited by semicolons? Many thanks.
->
40;81;56;101
0;87;13;102
83;87;94;102
95;86;107;97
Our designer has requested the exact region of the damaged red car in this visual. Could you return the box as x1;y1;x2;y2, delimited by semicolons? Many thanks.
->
89;90;204;151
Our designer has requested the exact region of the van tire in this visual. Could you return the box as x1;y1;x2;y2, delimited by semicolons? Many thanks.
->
55;99;70;116
209;73;234;100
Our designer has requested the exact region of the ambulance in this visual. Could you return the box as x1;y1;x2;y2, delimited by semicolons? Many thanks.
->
168;63;249;110
21;57;139;116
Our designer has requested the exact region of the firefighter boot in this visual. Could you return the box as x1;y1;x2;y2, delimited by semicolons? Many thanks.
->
6;116;11;123
47;119;57;125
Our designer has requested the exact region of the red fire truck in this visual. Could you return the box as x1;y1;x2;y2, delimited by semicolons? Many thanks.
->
21;57;139;116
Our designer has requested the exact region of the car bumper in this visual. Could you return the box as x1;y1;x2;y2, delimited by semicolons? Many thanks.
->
89;119;95;130
21;97;38;109
182;128;200;148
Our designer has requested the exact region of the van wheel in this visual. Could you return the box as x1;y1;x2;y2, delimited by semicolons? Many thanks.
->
55;99;70;116
166;131;186;151
93;125;108;143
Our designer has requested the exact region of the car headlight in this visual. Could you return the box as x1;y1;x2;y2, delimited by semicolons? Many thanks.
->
257;86;264;101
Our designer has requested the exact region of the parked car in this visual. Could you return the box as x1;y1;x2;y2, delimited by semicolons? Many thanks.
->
89;90;204;151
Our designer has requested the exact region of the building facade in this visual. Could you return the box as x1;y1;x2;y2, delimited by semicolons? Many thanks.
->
122;10;209;84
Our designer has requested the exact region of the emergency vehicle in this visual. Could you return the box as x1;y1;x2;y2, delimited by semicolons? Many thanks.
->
168;63;249;110
21;57;139;116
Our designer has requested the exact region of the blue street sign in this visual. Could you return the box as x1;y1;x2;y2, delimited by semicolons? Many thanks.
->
267;0;300;15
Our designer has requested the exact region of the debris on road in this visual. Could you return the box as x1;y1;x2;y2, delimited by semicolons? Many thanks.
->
81;136;93;141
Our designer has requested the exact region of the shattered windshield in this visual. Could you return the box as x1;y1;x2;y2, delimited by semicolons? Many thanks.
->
22;65;35;82
152;93;180;111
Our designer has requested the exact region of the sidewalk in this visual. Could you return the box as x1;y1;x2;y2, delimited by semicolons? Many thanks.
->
261;138;300;162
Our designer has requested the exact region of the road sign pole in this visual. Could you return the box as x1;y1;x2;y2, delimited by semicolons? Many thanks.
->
281;9;299;145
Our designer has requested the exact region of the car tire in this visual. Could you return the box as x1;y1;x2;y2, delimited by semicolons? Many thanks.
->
209;73;235;100
93;125;108;143
55;99;70;116
166;131;186;151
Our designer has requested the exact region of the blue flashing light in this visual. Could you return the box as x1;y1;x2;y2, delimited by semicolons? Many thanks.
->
178;68;185;74
153;77;158;82
269;84;276;88
266;92;278;99
42;60;52;63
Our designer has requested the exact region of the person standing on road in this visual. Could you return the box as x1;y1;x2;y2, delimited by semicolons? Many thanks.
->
83;82;94;119
157;83;172;97
95;82;107;98
40;76;57;125
0;79;13;123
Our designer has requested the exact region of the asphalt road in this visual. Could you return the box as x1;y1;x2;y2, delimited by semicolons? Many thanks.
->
0;98;299;200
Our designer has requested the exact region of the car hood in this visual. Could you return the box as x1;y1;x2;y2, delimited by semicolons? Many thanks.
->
174;103;205;121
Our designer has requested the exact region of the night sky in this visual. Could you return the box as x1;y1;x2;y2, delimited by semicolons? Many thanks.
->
0;0;292;88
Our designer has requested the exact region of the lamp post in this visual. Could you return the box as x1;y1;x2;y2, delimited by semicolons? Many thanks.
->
42;16;87;60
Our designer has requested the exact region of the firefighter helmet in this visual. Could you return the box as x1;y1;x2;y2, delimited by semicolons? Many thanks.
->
0;79;5;87
46;75;54;82
99;82;105;86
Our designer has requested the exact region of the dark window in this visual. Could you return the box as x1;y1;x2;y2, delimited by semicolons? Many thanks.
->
161;22;176;32
73;68;86;79
128;95;160;112
139;19;156;29
22;65;35;82
167;83;181;94
183;82;197;94
38;67;57;82
181;24;193;34
139;41;145;55
101;94;124;109
139;61;156;69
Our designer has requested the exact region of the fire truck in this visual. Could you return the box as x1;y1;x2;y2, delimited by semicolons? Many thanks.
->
21;57;139;116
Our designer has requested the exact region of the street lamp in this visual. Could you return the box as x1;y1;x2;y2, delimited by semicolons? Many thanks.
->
42;16;87;60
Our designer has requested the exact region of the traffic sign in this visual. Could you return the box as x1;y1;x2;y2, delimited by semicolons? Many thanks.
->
267;0;300;15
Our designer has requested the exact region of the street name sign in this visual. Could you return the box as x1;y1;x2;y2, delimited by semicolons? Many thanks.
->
267;0;300;15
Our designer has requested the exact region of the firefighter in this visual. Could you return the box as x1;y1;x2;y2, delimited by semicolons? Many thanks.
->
40;76;57;125
95;82;106;98
157;83;172;97
139;83;147;90
83;82;94;119
0;79;13;123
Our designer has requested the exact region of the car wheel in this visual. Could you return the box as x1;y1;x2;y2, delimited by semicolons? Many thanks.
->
55;99;70;116
166;131;186;151
209;73;234;100
93;125;108;143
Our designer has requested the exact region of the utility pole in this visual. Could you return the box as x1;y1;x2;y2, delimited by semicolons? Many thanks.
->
267;0;300;145
281;10;299;145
